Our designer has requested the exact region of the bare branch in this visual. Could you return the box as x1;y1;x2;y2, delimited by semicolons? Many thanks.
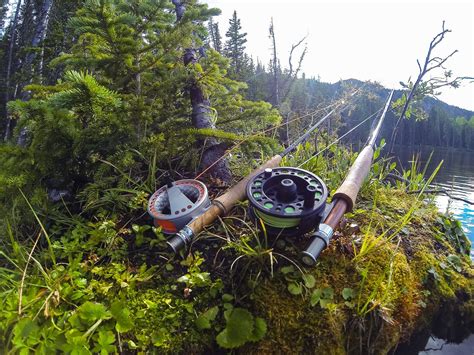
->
281;36;307;103
288;35;307;76
389;21;466;153
417;59;422;73
426;50;458;72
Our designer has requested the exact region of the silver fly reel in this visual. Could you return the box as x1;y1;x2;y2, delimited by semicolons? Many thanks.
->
148;179;211;234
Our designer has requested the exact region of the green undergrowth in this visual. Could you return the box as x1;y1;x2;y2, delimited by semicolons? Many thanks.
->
0;141;472;354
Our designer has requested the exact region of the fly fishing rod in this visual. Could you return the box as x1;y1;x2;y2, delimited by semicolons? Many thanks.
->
147;96;356;253
301;90;394;265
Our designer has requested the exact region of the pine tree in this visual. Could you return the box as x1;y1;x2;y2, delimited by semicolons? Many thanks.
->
208;19;222;53
23;0;54;79
4;0;280;186
0;0;9;37
2;0;22;140
224;10;248;80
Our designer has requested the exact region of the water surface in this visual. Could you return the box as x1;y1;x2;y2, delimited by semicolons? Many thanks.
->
392;146;473;354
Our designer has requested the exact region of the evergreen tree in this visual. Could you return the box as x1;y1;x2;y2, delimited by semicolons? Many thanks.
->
208;18;222;53
213;22;222;53
0;0;8;37
224;10;248;80
1;0;280;193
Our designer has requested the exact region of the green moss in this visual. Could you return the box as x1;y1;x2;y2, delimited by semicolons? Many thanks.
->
242;178;472;354
250;277;347;354
124;288;214;353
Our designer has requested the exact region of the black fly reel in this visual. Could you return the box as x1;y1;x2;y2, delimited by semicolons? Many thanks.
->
246;167;328;237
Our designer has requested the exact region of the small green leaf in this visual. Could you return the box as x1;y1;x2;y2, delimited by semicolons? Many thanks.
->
71;291;85;301
373;163;380;174
374;149;380;160
302;274;316;289
223;303;233;311
93;330;116;354
216;308;254;349
344;301;355;308
144;299;157;309
151;328;168;347
287;282;303;295
322;287;334;299
342;288;354;300
127;340;138;349
310;289;322;307
320;299;333;309
13;319;40;347
280;265;295;274
111;301;133;333
222;293;234;302
78;302;111;322
196;306;219;330
177;275;189;283
249;317;267;342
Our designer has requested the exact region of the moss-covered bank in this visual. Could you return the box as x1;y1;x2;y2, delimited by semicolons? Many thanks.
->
247;187;472;354
1;144;472;354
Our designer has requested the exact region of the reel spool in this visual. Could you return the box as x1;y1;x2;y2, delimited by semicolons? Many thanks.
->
148;179;211;234
246;167;328;237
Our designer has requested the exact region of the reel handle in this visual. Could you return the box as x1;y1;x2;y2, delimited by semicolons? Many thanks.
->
301;223;333;266
167;226;193;254
301;237;326;266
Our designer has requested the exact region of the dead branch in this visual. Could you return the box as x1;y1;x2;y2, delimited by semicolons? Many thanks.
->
389;21;469;152
281;35;307;103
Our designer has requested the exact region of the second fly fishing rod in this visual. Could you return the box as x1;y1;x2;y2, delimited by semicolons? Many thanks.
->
301;90;394;265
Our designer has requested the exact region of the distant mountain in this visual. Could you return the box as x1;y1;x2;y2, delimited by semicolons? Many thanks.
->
291;78;474;149
338;79;473;119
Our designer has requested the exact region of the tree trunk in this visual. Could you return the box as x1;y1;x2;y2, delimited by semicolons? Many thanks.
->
3;0;22;141
269;18;279;107
270;18;288;146
184;49;232;182
171;0;231;182
23;0;53;75
171;0;185;22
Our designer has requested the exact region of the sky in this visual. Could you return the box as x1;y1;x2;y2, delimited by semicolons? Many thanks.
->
205;0;474;111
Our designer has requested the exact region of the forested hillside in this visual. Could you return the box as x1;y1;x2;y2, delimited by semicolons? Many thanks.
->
0;1;472;354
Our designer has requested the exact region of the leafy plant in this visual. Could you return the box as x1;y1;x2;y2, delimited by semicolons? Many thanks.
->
216;307;267;349
342;287;356;308
310;287;335;309
437;215;470;256
280;265;316;296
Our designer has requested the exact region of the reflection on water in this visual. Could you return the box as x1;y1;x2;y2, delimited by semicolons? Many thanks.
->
393;146;474;260
419;334;474;355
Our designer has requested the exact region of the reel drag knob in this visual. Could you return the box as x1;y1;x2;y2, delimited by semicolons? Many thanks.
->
277;179;297;202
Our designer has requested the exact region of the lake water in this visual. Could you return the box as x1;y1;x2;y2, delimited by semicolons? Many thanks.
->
392;146;473;355
393;146;474;259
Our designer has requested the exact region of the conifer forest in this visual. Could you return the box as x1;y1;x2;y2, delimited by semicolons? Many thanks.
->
0;1;472;354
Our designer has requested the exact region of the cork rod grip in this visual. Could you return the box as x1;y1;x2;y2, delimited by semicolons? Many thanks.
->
333;146;374;212
187;154;283;234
